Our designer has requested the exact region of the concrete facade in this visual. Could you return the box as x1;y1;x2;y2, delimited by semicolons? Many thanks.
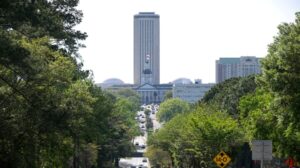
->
98;82;172;104
173;82;215;103
216;56;261;83
135;83;172;104
134;12;160;85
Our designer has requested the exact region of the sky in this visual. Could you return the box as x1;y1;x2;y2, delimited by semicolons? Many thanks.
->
76;0;300;84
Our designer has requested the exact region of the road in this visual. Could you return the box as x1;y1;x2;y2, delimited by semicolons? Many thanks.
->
133;135;147;153
119;157;150;168
150;111;162;131
119;105;157;168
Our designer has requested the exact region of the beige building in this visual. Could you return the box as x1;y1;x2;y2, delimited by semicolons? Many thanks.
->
173;79;215;103
135;83;172;104
134;12;160;85
216;56;261;83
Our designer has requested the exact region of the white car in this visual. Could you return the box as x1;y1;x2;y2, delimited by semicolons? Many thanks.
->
119;158;150;168
139;116;146;123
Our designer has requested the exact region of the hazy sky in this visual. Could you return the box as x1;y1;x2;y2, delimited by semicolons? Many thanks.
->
76;0;300;84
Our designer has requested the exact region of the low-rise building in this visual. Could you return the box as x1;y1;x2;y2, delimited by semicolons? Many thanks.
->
173;80;215;103
135;83;172;104
97;78;172;104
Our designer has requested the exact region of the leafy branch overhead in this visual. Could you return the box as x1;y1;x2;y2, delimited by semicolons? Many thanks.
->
0;1;139;167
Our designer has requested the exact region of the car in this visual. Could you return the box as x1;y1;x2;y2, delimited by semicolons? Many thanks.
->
140;127;146;131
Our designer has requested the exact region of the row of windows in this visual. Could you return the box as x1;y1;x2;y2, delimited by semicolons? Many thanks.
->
134;16;159;19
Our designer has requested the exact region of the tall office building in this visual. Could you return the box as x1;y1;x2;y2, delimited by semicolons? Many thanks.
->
216;56;261;83
134;12;160;85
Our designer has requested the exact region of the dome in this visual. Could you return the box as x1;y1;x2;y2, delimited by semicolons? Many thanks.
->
172;78;193;85
102;78;125;85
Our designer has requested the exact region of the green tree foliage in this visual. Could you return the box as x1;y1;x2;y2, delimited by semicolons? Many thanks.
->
157;98;190;122
116;88;139;98
240;12;300;159
0;0;87;54
0;36;93;167
113;88;140;112
0;1;138;167
145;146;172;167
149;105;243;167
259;13;300;158
239;90;275;141
81;88;138;168
150;12;300;166
144;108;151;116
163;90;173;100
202;75;257;116
0;35;138;167
97;97;138;167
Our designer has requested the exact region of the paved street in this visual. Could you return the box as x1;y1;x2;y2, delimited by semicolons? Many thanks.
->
133;135;147;153
150;112;161;131
119;104;160;168
119;158;150;168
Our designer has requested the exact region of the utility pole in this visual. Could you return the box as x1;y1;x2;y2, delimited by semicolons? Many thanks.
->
261;141;264;168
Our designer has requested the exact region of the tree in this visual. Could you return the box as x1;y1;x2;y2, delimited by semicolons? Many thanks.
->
163;90;173;100
201;75;257;117
0;36;94;167
239;90;275;141
0;1;143;167
149;105;243;168
112;88;140;112
0;0;87;54
157;98;190;122
100;98;139;167
0;0;89;100
145;146;172;167
91;89;140;167
254;12;300;159
0;35;140;167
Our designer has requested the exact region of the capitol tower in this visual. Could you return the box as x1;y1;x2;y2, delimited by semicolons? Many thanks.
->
134;12;160;85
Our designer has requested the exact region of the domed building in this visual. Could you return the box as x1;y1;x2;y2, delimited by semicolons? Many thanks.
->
97;78;125;88
172;78;193;85
103;78;125;85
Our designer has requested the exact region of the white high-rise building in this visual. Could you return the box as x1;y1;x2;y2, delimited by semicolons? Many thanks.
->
134;12;160;85
216;56;261;83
